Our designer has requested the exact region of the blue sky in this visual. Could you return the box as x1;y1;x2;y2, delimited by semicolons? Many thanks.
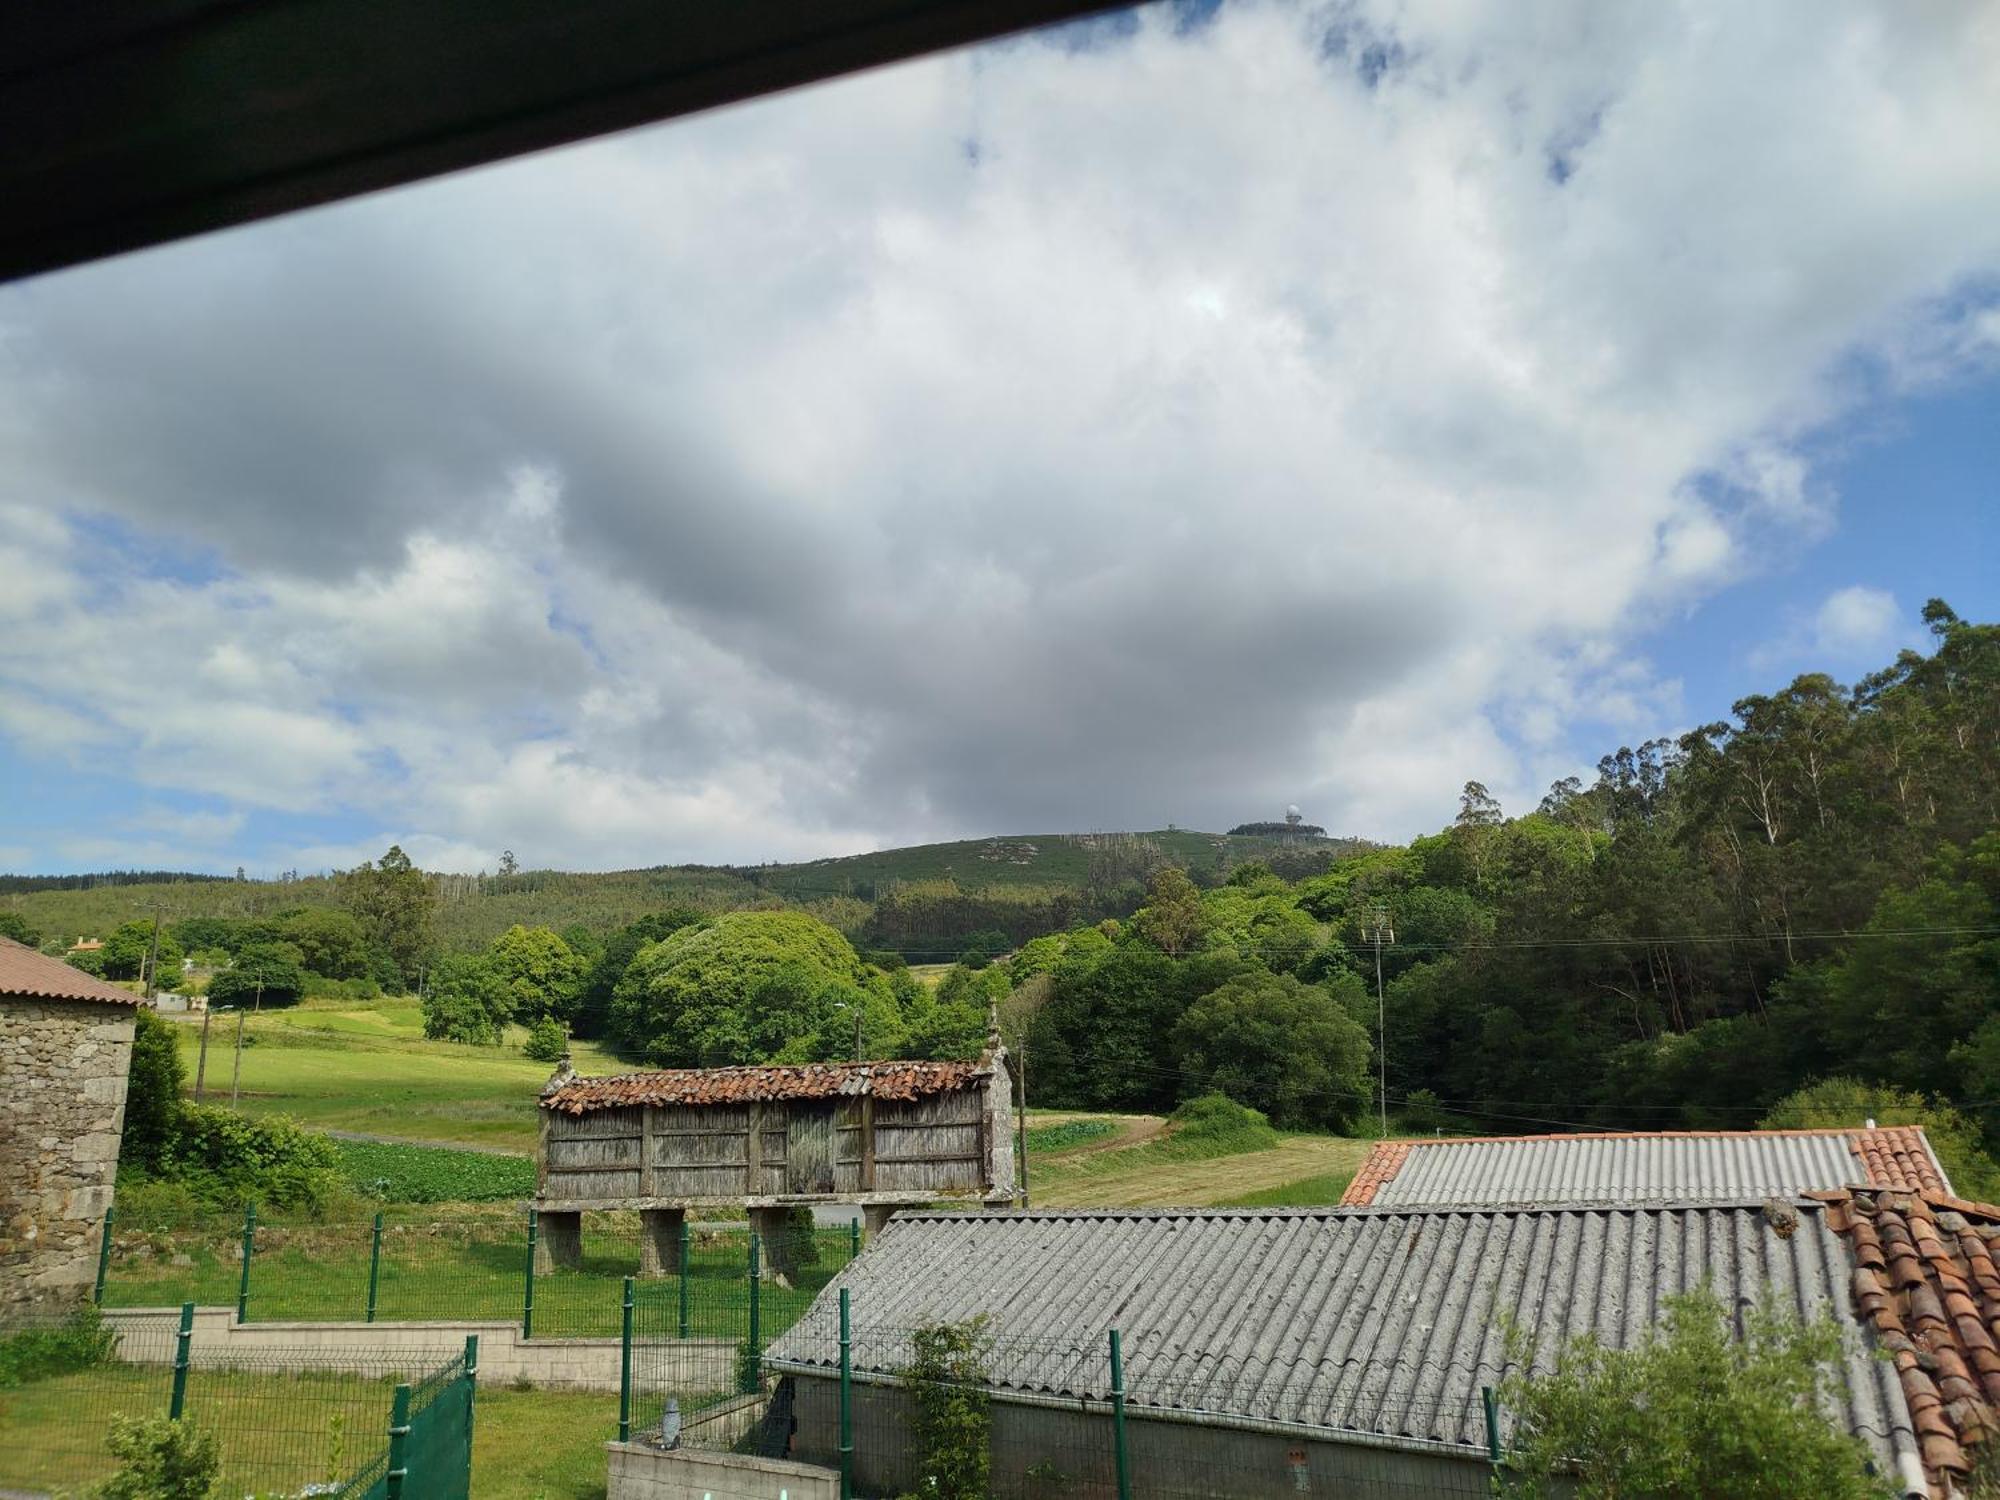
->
2;0;1998;876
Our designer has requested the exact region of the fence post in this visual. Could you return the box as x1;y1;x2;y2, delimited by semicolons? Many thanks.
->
849;1217;861;1262
169;1301;193;1420
677;1218;691;1339
744;1232;762;1394
93;1206;115;1306
1483;1385;1502;1468
619;1276;635;1444
366;1212;384;1323
235;1203;256;1323
464;1334;480;1456
1109;1328;1131;1500
838;1288;853;1500
384;1381;413;1500
522;1207;538;1340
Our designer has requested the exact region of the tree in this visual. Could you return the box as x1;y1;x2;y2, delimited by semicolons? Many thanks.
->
338;845;436;991
610;910;876;1066
573;907;707;1040
487;925;587;1024
523;1016;568;1063
0;911;40;947
1760;1076;2000;1203
1497;1285;1898;1500
121;1007;187;1172
499;849;519;877
274;907;373;979
421;954;513;1045
207;944;308;1008
1171;971;1372;1129
100;920;182;983
1133;867;1208;957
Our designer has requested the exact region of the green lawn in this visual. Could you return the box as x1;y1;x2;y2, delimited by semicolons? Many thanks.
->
173;999;630;1151
104;1215;859;1342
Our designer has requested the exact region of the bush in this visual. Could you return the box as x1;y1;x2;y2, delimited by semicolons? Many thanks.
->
0;1307;117;1387
123;1007;187;1174
95;1414;221;1500
899;1319;992;1500
153;1106;347;1212
522;1016;568;1063
1165;1093;1281;1154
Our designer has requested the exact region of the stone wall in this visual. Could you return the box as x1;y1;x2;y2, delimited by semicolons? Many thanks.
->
0;997;134;1314
606;1442;839;1500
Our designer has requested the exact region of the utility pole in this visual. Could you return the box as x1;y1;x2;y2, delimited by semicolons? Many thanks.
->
1363;909;1394;1136
229;1008;246;1108
1016;1031;1030;1209
143;911;163;1001
194;1005;213;1100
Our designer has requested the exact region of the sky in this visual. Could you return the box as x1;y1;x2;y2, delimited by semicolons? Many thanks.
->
1;0;1996;877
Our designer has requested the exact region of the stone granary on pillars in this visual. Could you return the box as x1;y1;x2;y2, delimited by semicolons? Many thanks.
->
0;936;141;1314
533;1037;1015;1277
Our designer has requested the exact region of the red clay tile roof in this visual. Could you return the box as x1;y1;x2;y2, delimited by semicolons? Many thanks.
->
0;936;142;1006
1338;1127;1948;1206
1829;1188;2000;1495
542;1058;986;1114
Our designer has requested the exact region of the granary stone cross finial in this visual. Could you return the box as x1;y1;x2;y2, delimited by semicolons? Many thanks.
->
986;995;1002;1051
540;1049;576;1096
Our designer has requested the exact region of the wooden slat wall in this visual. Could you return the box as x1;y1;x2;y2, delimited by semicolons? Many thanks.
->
543;1080;1000;1199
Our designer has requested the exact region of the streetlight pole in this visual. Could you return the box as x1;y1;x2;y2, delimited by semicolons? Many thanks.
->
1363;910;1393;1137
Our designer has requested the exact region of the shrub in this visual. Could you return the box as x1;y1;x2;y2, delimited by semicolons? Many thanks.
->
522;1016;568;1063
94;1414;221;1500
899;1319;992;1500
122;1007;187;1173
154;1106;347;1212
0;1307;117;1387
1497;1284;1899;1500
1165;1093;1281;1154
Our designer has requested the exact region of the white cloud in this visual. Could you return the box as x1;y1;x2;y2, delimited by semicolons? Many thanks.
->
1812;586;1904;659
2;0;1998;865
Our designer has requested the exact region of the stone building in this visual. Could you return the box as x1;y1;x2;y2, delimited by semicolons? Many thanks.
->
0;936;141;1314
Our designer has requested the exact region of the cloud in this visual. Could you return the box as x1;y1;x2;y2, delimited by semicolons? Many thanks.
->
1751;584;1915;675
2;0;1998;868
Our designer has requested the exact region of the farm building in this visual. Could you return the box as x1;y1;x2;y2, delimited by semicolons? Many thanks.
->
0;937;141;1314
535;1043;1014;1274
766;1199;1939;1498
1341;1126;1950;1208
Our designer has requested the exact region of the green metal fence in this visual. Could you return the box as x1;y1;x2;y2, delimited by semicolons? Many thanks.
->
99;1205;859;1341
0;1308;478;1498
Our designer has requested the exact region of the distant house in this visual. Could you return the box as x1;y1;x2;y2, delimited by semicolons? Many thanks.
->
768;1201;1932;1498
535;1042;1014;1275
66;936;103;953
0;937;140;1314
1341;1127;1949;1207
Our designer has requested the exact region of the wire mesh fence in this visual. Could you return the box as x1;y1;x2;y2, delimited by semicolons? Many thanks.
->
0;1305;477;1498
623;1298;1504;1500
97;1202;861;1341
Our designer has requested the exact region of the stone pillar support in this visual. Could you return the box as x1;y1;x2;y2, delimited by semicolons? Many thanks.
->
748;1206;797;1281
536;1209;583;1273
638;1207;686;1277
862;1203;900;1240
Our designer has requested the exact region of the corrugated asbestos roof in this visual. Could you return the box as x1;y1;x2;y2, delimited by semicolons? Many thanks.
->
540;1057;985;1114
766;1204;1924;1492
1341;1128;1950;1207
0;936;142;1005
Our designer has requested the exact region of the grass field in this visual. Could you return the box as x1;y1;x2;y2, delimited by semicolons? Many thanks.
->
0;1363;662;1500
172;999;630;1151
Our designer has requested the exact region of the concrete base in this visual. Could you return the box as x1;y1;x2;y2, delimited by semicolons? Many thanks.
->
863;1202;900;1239
537;1208;583;1272
607;1441;837;1500
638;1208;686;1277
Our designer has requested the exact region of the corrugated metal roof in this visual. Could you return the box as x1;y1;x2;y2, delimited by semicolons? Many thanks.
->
0;936;142;1006
1343;1129;1949;1207
766;1203;1922;1491
540;1057;987;1114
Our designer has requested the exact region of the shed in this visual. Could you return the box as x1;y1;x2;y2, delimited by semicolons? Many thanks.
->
765;1202;1929;1498
534;1045;1014;1274
0;937;141;1314
1340;1126;1951;1208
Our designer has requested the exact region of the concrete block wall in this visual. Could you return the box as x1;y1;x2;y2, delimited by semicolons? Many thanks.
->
101;1307;735;1392
0;998;133;1315
607;1441;839;1500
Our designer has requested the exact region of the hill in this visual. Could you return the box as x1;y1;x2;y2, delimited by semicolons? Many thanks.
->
1;826;1368;959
